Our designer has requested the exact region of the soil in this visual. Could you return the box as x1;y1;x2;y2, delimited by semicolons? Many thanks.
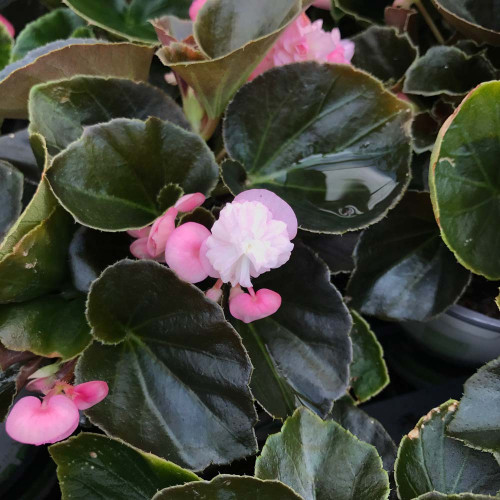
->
458;275;500;320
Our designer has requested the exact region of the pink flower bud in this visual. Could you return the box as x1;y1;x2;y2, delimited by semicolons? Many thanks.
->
72;381;109;411
0;15;14;38
127;227;151;239
6;395;79;446
174;193;206;213
189;0;207;20
147;207;178;258
229;288;282;323
313;0;332;9
130;237;151;260
164;222;212;283
26;376;56;394
205;287;223;302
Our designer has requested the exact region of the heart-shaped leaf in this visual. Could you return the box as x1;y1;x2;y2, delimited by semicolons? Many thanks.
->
431;0;500;46
12;8;86;61
153;476;303;500
29;76;189;155
0;295;91;361
0;40;154;119
395;400;500;500
47;117;218;231
429;81;500;280
77;259;257;470
352;26;417;86
404;46;495;97
64;0;191;43
223;62;412;234
0;22;12;72
232;243;352;419
255;407;390;500
349;311;389;402
157;0;301;118
347;192;471;321
0;161;23;239
333;0;392;23
49;433;200;500
447;356;500;453
330;397;397;472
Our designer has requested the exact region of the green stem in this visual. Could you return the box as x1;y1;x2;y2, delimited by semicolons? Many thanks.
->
414;0;445;44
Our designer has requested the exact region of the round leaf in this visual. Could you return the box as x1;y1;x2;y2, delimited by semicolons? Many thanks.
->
333;0;392;23
223;62;412;234
429;81;500;279
79;259;257;470
232;243;352;419
0;40;154;119
153;476;303;500
347;192;471;321
49;433;200;500
255;407;390;500
0;295;91;360
47;117;218;231
0;161;23;239
29;76;189;156
447;356;500;453
395;400;500;500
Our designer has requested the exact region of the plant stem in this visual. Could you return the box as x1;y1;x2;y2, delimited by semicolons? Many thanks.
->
414;0;445;44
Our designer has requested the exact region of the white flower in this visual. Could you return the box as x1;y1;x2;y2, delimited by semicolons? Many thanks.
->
205;201;294;288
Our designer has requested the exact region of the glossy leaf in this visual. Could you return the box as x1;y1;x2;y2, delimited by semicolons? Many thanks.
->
447;356;500;453
47;117;218;231
0;362;18;421
404;46;495;97
395;400;500;500
0;295;91;360
347;192;471;321
415;494;498;500
431;0;500;46
333;0;392;23
0;40;154;119
352;26;417;86
12;8;86;61
0;22;12;72
49;433;200;500
349;311;389;402
255;407;390;500
0;129;40;182
412;112;441;154
223;62;412;234
232;243;352;419
429;81;500;279
153;476;303;500
78;259;257;470
63;0;191;43
329;397;397;472
0;162;23;239
157;0;301;118
29;76;190;155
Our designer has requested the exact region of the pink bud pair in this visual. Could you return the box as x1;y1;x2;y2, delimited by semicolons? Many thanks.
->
5;381;108;445
229;286;282;324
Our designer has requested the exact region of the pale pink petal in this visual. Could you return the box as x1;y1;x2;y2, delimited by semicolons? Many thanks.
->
127;227;151;239
199;238;220;278
175;193;206;213
233;189;298;239
72;381;109;411
164;222;211;283
6;395;79;446
205;287;223;302
189;0;207;20
147;207;178;258
229;288;282;323
0;15;14;37
26;376;56;395
130;237;152;260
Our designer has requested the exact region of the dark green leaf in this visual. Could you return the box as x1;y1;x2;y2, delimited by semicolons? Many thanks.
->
329;397;397;472
223;62;412;234
78;259;257;470
0;22;12;72
447;356;500;453
255;407;390;500
0;362;18;421
429;81;500;279
347;192;471;321
232;243;352;419
153;476;303;500
47;117;218;231
0;295;91;360
333;0;392;23
0;161;23;239
349;311;389;402
404;47;495;97
49;433;200;500
12;8;86;61
63;0;191;43
412;112;441;154
0;129;40;182
395;400;500;500
178;207;215;229
157;0;301;118
29;76;190;156
431;0;500;46
415;494;498;500
156;184;184;213
0;40;154;119
352;26;417;86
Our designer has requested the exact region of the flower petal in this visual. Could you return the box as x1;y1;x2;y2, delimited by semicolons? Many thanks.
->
72;381;109;410
175;193;206;213
229;288;282;323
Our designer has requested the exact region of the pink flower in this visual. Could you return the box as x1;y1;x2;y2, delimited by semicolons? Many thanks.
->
313;0;332;9
229;286;282;324
189;0;207;20
0;15;14;38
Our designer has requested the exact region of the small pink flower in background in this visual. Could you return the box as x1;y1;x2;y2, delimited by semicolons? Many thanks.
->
0;14;14;37
313;0;331;9
189;0;207;20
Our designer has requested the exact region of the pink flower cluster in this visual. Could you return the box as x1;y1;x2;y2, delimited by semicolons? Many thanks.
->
6;378;108;445
189;0;354;80
129;189;297;324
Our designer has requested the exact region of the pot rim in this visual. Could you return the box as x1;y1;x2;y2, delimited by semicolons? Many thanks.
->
447;304;500;332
